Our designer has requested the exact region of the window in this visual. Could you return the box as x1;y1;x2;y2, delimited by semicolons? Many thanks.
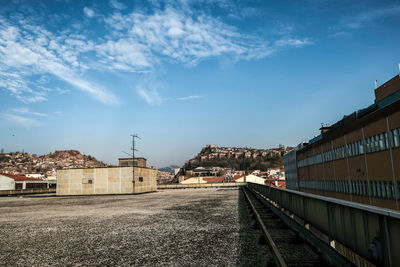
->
371;182;376;197
359;141;364;154
385;133;389;149
139;177;143;182
387;182;393;199
381;182;387;199
379;134;385;150
82;178;93;184
376;181;382;198
392;128;399;147
362;181;367;196
374;136;379;151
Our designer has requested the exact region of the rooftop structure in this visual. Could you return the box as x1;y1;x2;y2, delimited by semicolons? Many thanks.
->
118;157;147;168
57;165;156;195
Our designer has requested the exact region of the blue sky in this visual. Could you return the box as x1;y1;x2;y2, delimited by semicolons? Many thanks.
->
1;0;400;167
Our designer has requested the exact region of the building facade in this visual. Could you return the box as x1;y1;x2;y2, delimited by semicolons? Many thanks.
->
285;74;400;211
57;166;157;195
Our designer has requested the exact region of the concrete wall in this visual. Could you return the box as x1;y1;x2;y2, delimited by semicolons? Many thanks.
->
57;167;157;196
0;188;55;196
0;175;15;190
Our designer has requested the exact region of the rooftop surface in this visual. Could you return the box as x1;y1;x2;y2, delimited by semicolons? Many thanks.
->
0;189;271;266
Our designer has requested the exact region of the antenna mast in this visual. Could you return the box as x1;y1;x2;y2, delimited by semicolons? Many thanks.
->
130;134;140;184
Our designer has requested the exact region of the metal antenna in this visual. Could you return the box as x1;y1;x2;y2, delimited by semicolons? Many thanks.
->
130;134;141;184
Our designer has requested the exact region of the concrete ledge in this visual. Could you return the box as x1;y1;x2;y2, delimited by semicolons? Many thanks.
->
0;188;56;196
158;182;247;189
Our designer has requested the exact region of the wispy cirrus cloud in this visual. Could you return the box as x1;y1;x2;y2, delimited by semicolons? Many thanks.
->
83;7;95;18
176;95;201;101
110;0;126;10
137;83;201;105
11;107;47;117
0;17;119;105
102;7;277;68
137;86;162;105
341;5;400;29
0;113;40;128
275;38;311;48
0;2;311;105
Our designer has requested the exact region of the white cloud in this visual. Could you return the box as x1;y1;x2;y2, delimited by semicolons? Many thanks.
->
0;17;119;105
83;7;95;18
137;86;162;105
275;38;311;48
110;0;126;10
11;107;47;117
342;5;400;29
102;7;275;68
0;113;40;128
176;95;201;101
0;4;312;105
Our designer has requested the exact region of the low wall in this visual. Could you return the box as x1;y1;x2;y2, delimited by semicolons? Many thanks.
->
0;188;56;196
158;182;246;189
247;182;400;266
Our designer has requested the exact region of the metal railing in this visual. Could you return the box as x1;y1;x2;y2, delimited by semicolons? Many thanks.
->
247;182;400;267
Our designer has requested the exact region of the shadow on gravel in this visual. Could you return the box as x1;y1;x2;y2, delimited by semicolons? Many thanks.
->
236;187;271;267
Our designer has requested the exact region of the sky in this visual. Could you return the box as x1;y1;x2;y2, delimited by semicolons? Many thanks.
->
1;0;400;168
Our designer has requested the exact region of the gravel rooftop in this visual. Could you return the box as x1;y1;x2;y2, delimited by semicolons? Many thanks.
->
0;188;271;266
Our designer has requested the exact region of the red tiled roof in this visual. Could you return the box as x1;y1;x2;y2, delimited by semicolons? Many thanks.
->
0;173;44;181
232;175;244;181
203;177;225;183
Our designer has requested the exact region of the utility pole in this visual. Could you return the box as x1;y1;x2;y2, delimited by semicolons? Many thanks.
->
130;134;140;184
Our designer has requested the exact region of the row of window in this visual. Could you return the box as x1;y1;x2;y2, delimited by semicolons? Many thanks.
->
298;127;400;168
299;180;399;200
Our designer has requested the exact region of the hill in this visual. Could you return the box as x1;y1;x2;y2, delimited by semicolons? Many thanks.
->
0;150;110;176
158;165;179;174
182;145;292;171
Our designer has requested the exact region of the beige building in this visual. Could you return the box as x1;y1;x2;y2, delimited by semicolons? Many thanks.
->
57;166;157;195
234;174;265;185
